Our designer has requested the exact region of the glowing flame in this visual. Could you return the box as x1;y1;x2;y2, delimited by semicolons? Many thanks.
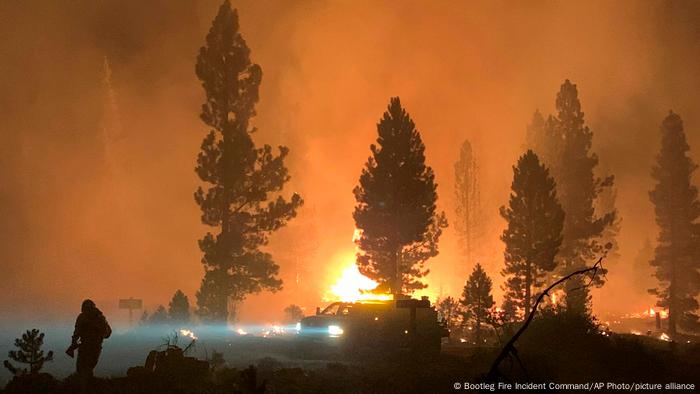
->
646;307;669;319
179;329;197;340
352;228;362;243
625;306;669;319
659;333;671;342
328;263;392;302
236;328;247;335
261;324;286;338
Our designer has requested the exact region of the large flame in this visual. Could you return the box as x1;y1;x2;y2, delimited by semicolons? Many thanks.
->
328;263;392;302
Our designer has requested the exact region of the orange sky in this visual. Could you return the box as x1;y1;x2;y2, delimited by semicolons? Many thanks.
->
1;0;699;324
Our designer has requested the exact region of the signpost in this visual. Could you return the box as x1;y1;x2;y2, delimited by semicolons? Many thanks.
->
119;297;143;326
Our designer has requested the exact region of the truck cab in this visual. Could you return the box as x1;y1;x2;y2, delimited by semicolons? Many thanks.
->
298;298;448;356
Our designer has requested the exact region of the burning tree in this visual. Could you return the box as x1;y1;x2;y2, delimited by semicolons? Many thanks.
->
500;150;564;315
460;263;495;343
649;111;700;336
193;0;302;322
454;139;482;266
3;329;53;376
535;80;616;316
353;97;447;295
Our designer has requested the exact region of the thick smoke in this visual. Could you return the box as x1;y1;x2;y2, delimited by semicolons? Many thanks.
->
0;0;699;324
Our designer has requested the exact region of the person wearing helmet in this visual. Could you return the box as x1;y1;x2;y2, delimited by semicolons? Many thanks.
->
66;299;112;380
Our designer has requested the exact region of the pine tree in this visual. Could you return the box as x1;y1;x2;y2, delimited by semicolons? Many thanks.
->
353;97;447;294
541;80;615;316
149;305;169;325
500;150;564;315
649;111;700;336
436;296;462;332
460;263;495;343
194;0;302;322
168;290;191;325
454;139;481;265
3;329;53;376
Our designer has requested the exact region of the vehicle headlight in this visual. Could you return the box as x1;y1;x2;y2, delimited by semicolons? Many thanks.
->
328;325;344;336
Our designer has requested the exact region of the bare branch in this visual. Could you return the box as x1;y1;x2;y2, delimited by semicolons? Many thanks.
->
486;256;605;382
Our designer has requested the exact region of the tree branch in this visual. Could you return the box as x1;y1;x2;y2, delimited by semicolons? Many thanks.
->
486;256;605;382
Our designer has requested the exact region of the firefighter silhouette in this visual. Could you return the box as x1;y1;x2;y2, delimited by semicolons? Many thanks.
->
66;299;112;379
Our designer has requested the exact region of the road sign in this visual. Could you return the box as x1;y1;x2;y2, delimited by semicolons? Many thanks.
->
119;298;143;325
119;298;143;310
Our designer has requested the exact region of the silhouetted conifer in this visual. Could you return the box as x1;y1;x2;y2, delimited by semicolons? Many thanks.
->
541;80;615;316
194;0;302;322
3;329;53;376
460;263;495;343
168;290;191;324
353;97;446;294
649;111;700;335
500;150;564;315
149;305;169;325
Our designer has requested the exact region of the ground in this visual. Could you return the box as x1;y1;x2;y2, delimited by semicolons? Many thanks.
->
1;321;699;393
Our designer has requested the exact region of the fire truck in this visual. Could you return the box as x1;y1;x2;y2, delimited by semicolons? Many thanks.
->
297;296;448;356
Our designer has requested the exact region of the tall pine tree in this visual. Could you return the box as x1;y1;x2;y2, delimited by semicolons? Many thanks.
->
194;1;302;322
454;139;481;265
500;150;564;315
542;80;615;316
649;111;700;336
460;263;494;343
353;97;447;294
